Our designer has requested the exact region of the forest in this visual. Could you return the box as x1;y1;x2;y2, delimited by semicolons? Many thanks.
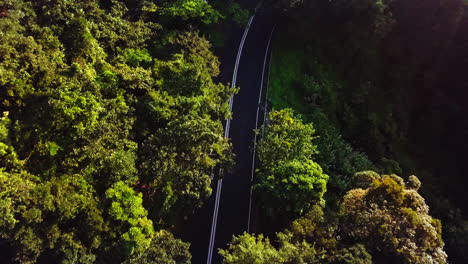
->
0;0;245;263
219;0;468;263
1;0;467;263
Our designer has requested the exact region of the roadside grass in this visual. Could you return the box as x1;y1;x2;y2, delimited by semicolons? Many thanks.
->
268;36;340;125
268;43;306;111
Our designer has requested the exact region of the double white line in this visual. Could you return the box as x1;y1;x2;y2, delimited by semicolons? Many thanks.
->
247;26;275;233
224;14;256;138
206;14;256;264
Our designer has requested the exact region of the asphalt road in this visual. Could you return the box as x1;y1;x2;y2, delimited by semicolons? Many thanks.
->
176;3;274;263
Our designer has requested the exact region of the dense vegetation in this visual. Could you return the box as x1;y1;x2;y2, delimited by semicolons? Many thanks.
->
0;0;246;263
255;109;328;216
223;110;446;263
221;0;468;263
222;171;445;263
2;0;466;263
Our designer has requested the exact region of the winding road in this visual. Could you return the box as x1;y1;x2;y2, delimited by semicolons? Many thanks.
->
177;2;275;263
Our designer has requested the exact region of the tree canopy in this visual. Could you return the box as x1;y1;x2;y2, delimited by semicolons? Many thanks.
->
341;172;447;263
255;109;328;216
222;172;446;264
0;0;235;262
260;0;466;260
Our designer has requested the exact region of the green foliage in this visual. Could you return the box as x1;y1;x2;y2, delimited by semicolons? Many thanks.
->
222;2;249;26
429;198;468;263
0;171;105;263
219;231;320;264
163;0;224;25
219;233;285;264
330;0;395;40
257;109;317;167
256;109;327;216
256;159;328;215
134;31;232;222
0;0;229;262
267;0;464;260
268;48;305;112
221;222;373;264
0;4;64;106
406;175;421;190
118;48;153;67
286;204;373;263
334;244;373;264
238;172;442;263
0;112;21;169
105;181;154;257
139;113;231;222
268;44;375;194
313;116;375;192
0;171;36;232
127;230;191;264
341;172;447;263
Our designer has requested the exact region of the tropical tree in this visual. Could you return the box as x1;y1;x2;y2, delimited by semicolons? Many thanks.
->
257;109;317;168
341;171;447;263
0;172;105;264
127;230;191;264
0;0;230;262
255;109;328;215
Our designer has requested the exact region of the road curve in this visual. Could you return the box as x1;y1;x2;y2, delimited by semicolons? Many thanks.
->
210;9;274;264
176;4;274;264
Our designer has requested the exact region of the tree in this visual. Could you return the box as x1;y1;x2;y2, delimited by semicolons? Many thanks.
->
0;172;105;264
127;230;191;264
219;232;287;264
0;0;233;262
256;159;328;215
105;181;154;259
220;229;371;264
0;112;21;170
257;109;317;168
162;0;224;25
220;205;373;264
256;109;328;215
137;33;233;223
341;172;447;263
139;113;231;222
287;204;373;263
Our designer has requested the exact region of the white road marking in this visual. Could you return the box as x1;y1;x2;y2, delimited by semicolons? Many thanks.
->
247;26;276;233
206;13;256;264
262;30;274;137
207;178;223;264
224;14;255;138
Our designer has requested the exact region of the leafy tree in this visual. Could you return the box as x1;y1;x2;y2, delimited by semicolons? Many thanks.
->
257;109;317;168
266;0;464;260
222;2;249;26
219;232;287;264
105;181;154;258
287;204;373;263
139;113;231;222
312;115;375;192
0;112;21;170
162;0;224;25
256;159;328;215
0;172;105;264
127;230;191;264
341;172;447;263
136;32;233;222
220;229;371;264
0;0;230;262
0;2;64;107
256;109;327;215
